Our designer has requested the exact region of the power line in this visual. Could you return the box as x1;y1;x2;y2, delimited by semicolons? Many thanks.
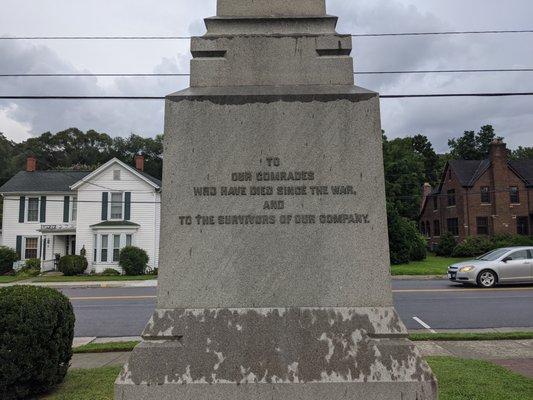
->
1;30;533;40
1;93;533;101
1;68;533;78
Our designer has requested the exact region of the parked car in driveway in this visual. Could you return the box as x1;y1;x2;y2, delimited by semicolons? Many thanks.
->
448;247;533;288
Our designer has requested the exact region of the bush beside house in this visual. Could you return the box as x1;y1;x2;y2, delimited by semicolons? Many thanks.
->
58;255;88;276
0;286;75;400
119;246;149;276
0;246;19;275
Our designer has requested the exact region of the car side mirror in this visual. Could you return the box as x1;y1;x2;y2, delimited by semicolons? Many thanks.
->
502;257;511;263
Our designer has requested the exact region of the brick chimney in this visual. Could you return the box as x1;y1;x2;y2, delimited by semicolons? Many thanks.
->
134;154;145;172
489;138;507;165
26;156;37;172
489;138;512;235
421;182;432;212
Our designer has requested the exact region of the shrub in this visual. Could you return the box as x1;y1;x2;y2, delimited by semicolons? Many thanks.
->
492;234;533;248
410;233;428;261
0;247;19;275
435;233;457;257
119;246;149;276
0;286;75;399
58;255;88;276
387;207;427;265
452;236;493;257
23;258;41;271
101;268;121;276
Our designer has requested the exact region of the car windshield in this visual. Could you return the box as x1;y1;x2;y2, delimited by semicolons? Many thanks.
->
477;248;510;261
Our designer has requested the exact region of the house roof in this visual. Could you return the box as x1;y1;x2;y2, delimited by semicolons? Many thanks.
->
70;158;161;190
0;158;162;194
90;221;141;228
510;160;533;187
0;170;91;193
448;159;491;187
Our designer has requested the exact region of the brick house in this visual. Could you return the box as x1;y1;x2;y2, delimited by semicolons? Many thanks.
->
420;139;533;250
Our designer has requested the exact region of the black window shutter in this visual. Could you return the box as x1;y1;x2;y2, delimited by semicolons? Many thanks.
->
19;196;25;223
40;196;47;223
102;192;108;220
63;196;70;222
16;236;22;258
124;192;131;220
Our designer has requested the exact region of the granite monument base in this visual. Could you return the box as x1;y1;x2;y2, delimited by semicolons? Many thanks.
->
115;307;437;399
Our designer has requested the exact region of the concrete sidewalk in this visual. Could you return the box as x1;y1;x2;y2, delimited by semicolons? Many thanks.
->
70;339;533;378
0;279;158;288
1;275;445;289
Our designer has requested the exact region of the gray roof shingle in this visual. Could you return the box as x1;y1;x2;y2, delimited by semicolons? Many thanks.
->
510;160;533;187
0;171;91;193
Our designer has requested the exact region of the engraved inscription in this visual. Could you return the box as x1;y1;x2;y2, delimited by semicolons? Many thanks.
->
181;157;370;227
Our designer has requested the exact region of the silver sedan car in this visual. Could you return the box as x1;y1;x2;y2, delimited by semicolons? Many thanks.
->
448;246;533;288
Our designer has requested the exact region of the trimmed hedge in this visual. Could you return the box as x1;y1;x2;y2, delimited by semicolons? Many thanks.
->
435;233;457;257
452;235;533;257
0;247;19;275
0;286;75;399
101;268;121;276
119;246;149;276
58;255;88;276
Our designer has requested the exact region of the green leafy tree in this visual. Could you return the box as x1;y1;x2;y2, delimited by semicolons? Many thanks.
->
510;146;533;160
448;125;502;160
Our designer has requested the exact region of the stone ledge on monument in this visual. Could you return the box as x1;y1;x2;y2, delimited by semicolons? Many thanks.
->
217;0;327;18
165;85;378;103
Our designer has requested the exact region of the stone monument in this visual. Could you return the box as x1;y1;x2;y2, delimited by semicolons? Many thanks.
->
115;0;438;398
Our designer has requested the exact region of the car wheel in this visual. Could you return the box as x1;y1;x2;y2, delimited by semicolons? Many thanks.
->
477;270;497;288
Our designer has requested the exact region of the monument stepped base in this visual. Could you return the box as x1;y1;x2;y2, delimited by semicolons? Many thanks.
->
115;307;437;399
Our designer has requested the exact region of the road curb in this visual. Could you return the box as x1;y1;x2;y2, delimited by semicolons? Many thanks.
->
392;275;446;280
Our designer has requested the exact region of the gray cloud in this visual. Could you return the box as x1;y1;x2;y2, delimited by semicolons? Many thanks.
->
0;0;532;152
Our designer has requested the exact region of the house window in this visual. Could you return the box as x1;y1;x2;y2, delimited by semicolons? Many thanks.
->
420;222;426;236
433;196;438;210
447;190;456;207
434;220;441;237
517;217;529;236
93;235;97;262
481;187;491;204
110;193;123;220
426;221;431;237
477;217;489;235
447;218;459;236
126;234;132;247
101;235;109;262
113;235;121;262
510;187;520;204
24;237;38;259
27;198;39;222
71;197;78;221
113;170;121;181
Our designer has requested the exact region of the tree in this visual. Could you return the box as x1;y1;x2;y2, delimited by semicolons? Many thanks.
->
383;134;439;221
510;146;533;160
448;125;502;160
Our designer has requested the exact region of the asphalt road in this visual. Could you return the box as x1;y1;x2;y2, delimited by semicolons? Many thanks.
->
62;280;533;337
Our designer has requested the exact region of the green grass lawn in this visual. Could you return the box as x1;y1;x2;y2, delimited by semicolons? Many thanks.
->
391;255;470;276
0;273;36;284
74;341;140;354
33;274;157;283
427;357;533;400
40;358;532;400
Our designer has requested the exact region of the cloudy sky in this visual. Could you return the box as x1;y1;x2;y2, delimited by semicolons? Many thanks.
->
0;0;532;152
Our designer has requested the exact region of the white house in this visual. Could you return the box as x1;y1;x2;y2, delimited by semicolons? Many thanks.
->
0;156;161;273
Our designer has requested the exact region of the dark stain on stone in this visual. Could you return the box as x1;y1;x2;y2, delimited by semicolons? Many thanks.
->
125;308;433;385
